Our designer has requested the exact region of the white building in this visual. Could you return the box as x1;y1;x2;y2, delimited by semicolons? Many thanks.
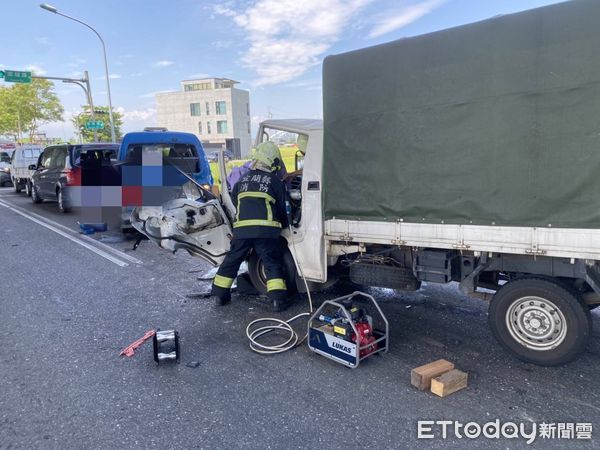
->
156;78;251;157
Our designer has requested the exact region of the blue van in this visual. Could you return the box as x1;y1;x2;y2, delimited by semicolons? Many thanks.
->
118;128;213;185
119;128;213;230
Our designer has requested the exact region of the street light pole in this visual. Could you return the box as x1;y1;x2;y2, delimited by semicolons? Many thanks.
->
39;3;117;143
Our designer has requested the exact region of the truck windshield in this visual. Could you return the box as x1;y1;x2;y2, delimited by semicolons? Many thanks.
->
260;128;307;171
260;128;308;154
22;148;42;158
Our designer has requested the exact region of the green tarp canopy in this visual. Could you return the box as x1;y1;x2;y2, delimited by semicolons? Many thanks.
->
322;0;600;229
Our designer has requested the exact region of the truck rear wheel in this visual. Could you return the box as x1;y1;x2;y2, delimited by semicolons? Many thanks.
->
12;178;21;193
489;277;591;366
247;246;297;295
25;180;32;197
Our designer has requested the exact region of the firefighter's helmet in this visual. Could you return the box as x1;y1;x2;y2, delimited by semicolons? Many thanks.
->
252;141;282;172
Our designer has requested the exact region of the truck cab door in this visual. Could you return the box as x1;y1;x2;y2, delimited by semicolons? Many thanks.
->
255;121;327;282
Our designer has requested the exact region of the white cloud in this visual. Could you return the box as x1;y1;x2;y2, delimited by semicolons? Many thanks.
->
115;106;157;132
63;107;79;120
116;106;157;122
368;0;446;38
25;64;46;75
215;0;373;86
153;60;174;67
35;37;51;45
39;106;81;140
213;4;237;17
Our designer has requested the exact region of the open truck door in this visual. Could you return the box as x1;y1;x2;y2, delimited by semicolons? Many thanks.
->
131;151;234;266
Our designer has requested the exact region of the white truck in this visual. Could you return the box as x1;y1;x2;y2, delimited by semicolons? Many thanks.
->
133;0;600;365
10;145;43;195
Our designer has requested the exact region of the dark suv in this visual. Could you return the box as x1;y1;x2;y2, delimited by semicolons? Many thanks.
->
30;143;119;212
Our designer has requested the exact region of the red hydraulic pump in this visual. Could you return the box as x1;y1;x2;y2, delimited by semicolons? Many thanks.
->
320;299;378;358
308;292;389;368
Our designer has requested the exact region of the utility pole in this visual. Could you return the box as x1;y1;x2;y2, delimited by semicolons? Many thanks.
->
32;73;98;142
16;112;22;144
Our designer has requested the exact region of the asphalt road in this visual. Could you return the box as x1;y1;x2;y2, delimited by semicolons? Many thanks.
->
1;186;599;449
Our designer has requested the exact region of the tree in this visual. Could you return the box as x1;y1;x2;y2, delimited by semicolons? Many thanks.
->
71;105;123;142
0;79;64;141
0;88;19;140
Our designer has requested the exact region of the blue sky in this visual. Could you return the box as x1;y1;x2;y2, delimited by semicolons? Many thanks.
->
1;0;566;140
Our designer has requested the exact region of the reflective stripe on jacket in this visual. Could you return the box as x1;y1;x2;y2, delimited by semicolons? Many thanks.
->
231;169;288;239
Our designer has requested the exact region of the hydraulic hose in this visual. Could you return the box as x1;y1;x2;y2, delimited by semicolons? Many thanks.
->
245;224;314;354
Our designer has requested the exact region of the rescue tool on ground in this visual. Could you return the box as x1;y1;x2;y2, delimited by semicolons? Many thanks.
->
119;328;180;364
153;329;180;364
308;292;389;368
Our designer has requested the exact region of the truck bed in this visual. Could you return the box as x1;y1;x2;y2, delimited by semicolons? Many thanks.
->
322;0;600;238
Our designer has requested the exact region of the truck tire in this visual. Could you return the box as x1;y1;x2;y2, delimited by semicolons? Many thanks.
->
489;277;591;366
247;246;298;295
25;181;32;197
12;178;21;193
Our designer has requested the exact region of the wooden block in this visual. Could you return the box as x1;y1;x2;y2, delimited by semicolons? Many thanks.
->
431;369;468;397
411;359;454;390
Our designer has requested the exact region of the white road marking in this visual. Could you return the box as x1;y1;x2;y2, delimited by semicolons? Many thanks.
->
0;195;143;264
0;199;129;267
9;205;143;265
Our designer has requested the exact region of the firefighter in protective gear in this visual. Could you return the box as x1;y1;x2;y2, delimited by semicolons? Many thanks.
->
210;141;291;311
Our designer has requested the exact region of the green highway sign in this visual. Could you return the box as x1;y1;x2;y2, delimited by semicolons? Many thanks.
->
85;120;105;130
0;70;32;83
